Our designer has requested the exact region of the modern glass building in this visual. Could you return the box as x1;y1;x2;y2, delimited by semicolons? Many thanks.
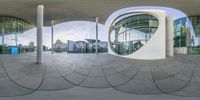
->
0;16;32;35
190;16;200;37
174;16;200;54
174;17;188;47
0;1;200;99
0;16;33;54
0;1;199;59
110;14;159;55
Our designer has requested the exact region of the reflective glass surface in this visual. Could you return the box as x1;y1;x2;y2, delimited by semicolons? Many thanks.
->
174;17;188;47
110;14;159;55
0;16;34;54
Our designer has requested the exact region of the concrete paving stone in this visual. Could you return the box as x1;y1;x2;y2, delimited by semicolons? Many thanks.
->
155;77;190;93
114;79;162;95
0;52;200;98
89;68;104;77
80;76;110;88
104;71;131;86
38;78;75;91
64;72;88;85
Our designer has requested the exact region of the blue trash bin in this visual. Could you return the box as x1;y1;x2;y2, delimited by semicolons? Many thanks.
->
11;47;19;55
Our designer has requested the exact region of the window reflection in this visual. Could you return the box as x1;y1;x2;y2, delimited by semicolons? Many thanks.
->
110;14;159;55
0;16;33;54
174;16;200;54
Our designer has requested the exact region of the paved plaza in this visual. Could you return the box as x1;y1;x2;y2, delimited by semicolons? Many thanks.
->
0;52;200;100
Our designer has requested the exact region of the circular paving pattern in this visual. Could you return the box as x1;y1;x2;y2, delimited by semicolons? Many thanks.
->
0;52;200;97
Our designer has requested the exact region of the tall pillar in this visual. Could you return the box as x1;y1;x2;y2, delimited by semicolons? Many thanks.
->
37;5;44;64
2;27;4;47
166;15;174;57
95;17;99;54
15;33;17;46
51;20;54;54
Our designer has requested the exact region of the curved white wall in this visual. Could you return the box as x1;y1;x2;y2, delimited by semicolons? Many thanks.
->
105;9;166;60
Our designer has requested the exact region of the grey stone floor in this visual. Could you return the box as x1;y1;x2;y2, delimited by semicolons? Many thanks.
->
0;52;200;100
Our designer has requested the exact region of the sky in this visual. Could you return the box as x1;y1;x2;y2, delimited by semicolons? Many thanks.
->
1;21;108;48
0;6;190;48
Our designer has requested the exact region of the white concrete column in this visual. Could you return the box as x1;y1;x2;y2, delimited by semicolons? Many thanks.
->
37;5;44;64
15;33;17;46
2;27;4;47
166;15;174;57
95;17;99;54
51;20;54;54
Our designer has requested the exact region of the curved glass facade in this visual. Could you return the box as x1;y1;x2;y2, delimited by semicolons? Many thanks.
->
0;16;33;54
0;16;32;35
110;14;159;55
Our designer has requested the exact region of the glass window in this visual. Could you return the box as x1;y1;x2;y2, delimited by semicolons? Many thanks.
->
110;14;159;55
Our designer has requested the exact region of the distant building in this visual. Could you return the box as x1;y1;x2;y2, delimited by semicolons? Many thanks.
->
43;45;49;51
53;39;67;52
74;41;88;53
85;39;100;53
17;44;23;48
29;41;34;48
98;41;108;52
85;39;108;53
66;39;108;53
28;41;35;52
67;40;75;53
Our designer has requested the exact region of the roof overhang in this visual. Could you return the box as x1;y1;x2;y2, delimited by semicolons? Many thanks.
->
0;0;199;26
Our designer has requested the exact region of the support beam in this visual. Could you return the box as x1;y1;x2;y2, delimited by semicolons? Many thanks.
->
95;17;99;54
37;5;44;64
51;20;54;54
166;15;174;57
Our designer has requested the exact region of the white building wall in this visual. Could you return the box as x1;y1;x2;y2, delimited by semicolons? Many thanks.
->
106;9;166;60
